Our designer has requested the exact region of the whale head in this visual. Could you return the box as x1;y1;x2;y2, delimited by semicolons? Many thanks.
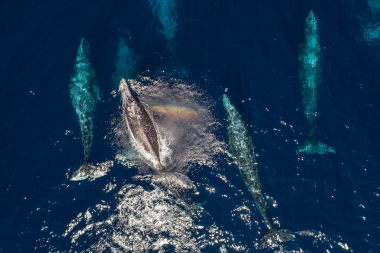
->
119;77;136;104
306;11;318;33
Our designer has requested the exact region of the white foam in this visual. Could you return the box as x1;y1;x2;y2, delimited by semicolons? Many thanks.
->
63;183;247;252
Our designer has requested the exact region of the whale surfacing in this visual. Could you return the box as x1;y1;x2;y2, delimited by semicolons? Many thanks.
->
119;77;165;171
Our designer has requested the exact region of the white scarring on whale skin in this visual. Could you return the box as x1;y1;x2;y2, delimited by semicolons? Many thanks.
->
119;77;165;172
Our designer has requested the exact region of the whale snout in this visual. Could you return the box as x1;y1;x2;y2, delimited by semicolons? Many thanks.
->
119;77;132;98
118;77;128;90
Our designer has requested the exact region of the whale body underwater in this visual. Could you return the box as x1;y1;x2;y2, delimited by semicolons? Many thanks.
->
222;94;294;249
298;11;335;154
69;38;113;181
119;77;165;172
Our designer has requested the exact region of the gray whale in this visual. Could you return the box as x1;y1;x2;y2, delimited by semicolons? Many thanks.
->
69;38;112;181
119;77;165;171
222;94;294;248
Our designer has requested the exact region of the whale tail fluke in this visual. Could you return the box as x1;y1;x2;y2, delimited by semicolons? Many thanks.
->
259;228;295;249
297;137;336;155
70;161;113;181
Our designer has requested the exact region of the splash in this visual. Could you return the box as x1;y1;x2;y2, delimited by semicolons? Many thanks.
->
112;76;225;175
65;184;200;252
62;183;242;252
298;11;335;154
294;230;351;252
151;105;200;119
60;176;352;253
148;0;177;51
69;38;113;180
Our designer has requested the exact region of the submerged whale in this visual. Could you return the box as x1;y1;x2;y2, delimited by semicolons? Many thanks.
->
70;38;112;181
119;77;165;171
148;0;177;52
298;11;335;154
222;94;294;248
113;36;137;85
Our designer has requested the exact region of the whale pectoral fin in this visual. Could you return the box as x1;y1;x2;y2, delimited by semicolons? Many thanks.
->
259;229;295;249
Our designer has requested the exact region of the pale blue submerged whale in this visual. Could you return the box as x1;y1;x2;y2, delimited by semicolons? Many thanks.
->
148;0;177;51
298;11;335;154
69;38;110;180
222;94;294;249
113;36;138;84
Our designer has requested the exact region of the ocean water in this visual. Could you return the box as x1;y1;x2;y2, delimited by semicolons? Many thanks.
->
0;0;379;252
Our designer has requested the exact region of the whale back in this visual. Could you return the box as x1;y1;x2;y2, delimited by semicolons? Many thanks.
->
119;78;162;169
127;100;161;161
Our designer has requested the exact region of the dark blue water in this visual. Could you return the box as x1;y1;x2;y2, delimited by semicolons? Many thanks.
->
1;0;379;252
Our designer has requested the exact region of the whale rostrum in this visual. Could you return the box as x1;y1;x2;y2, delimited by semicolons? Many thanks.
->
119;77;165;171
222;94;294;248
